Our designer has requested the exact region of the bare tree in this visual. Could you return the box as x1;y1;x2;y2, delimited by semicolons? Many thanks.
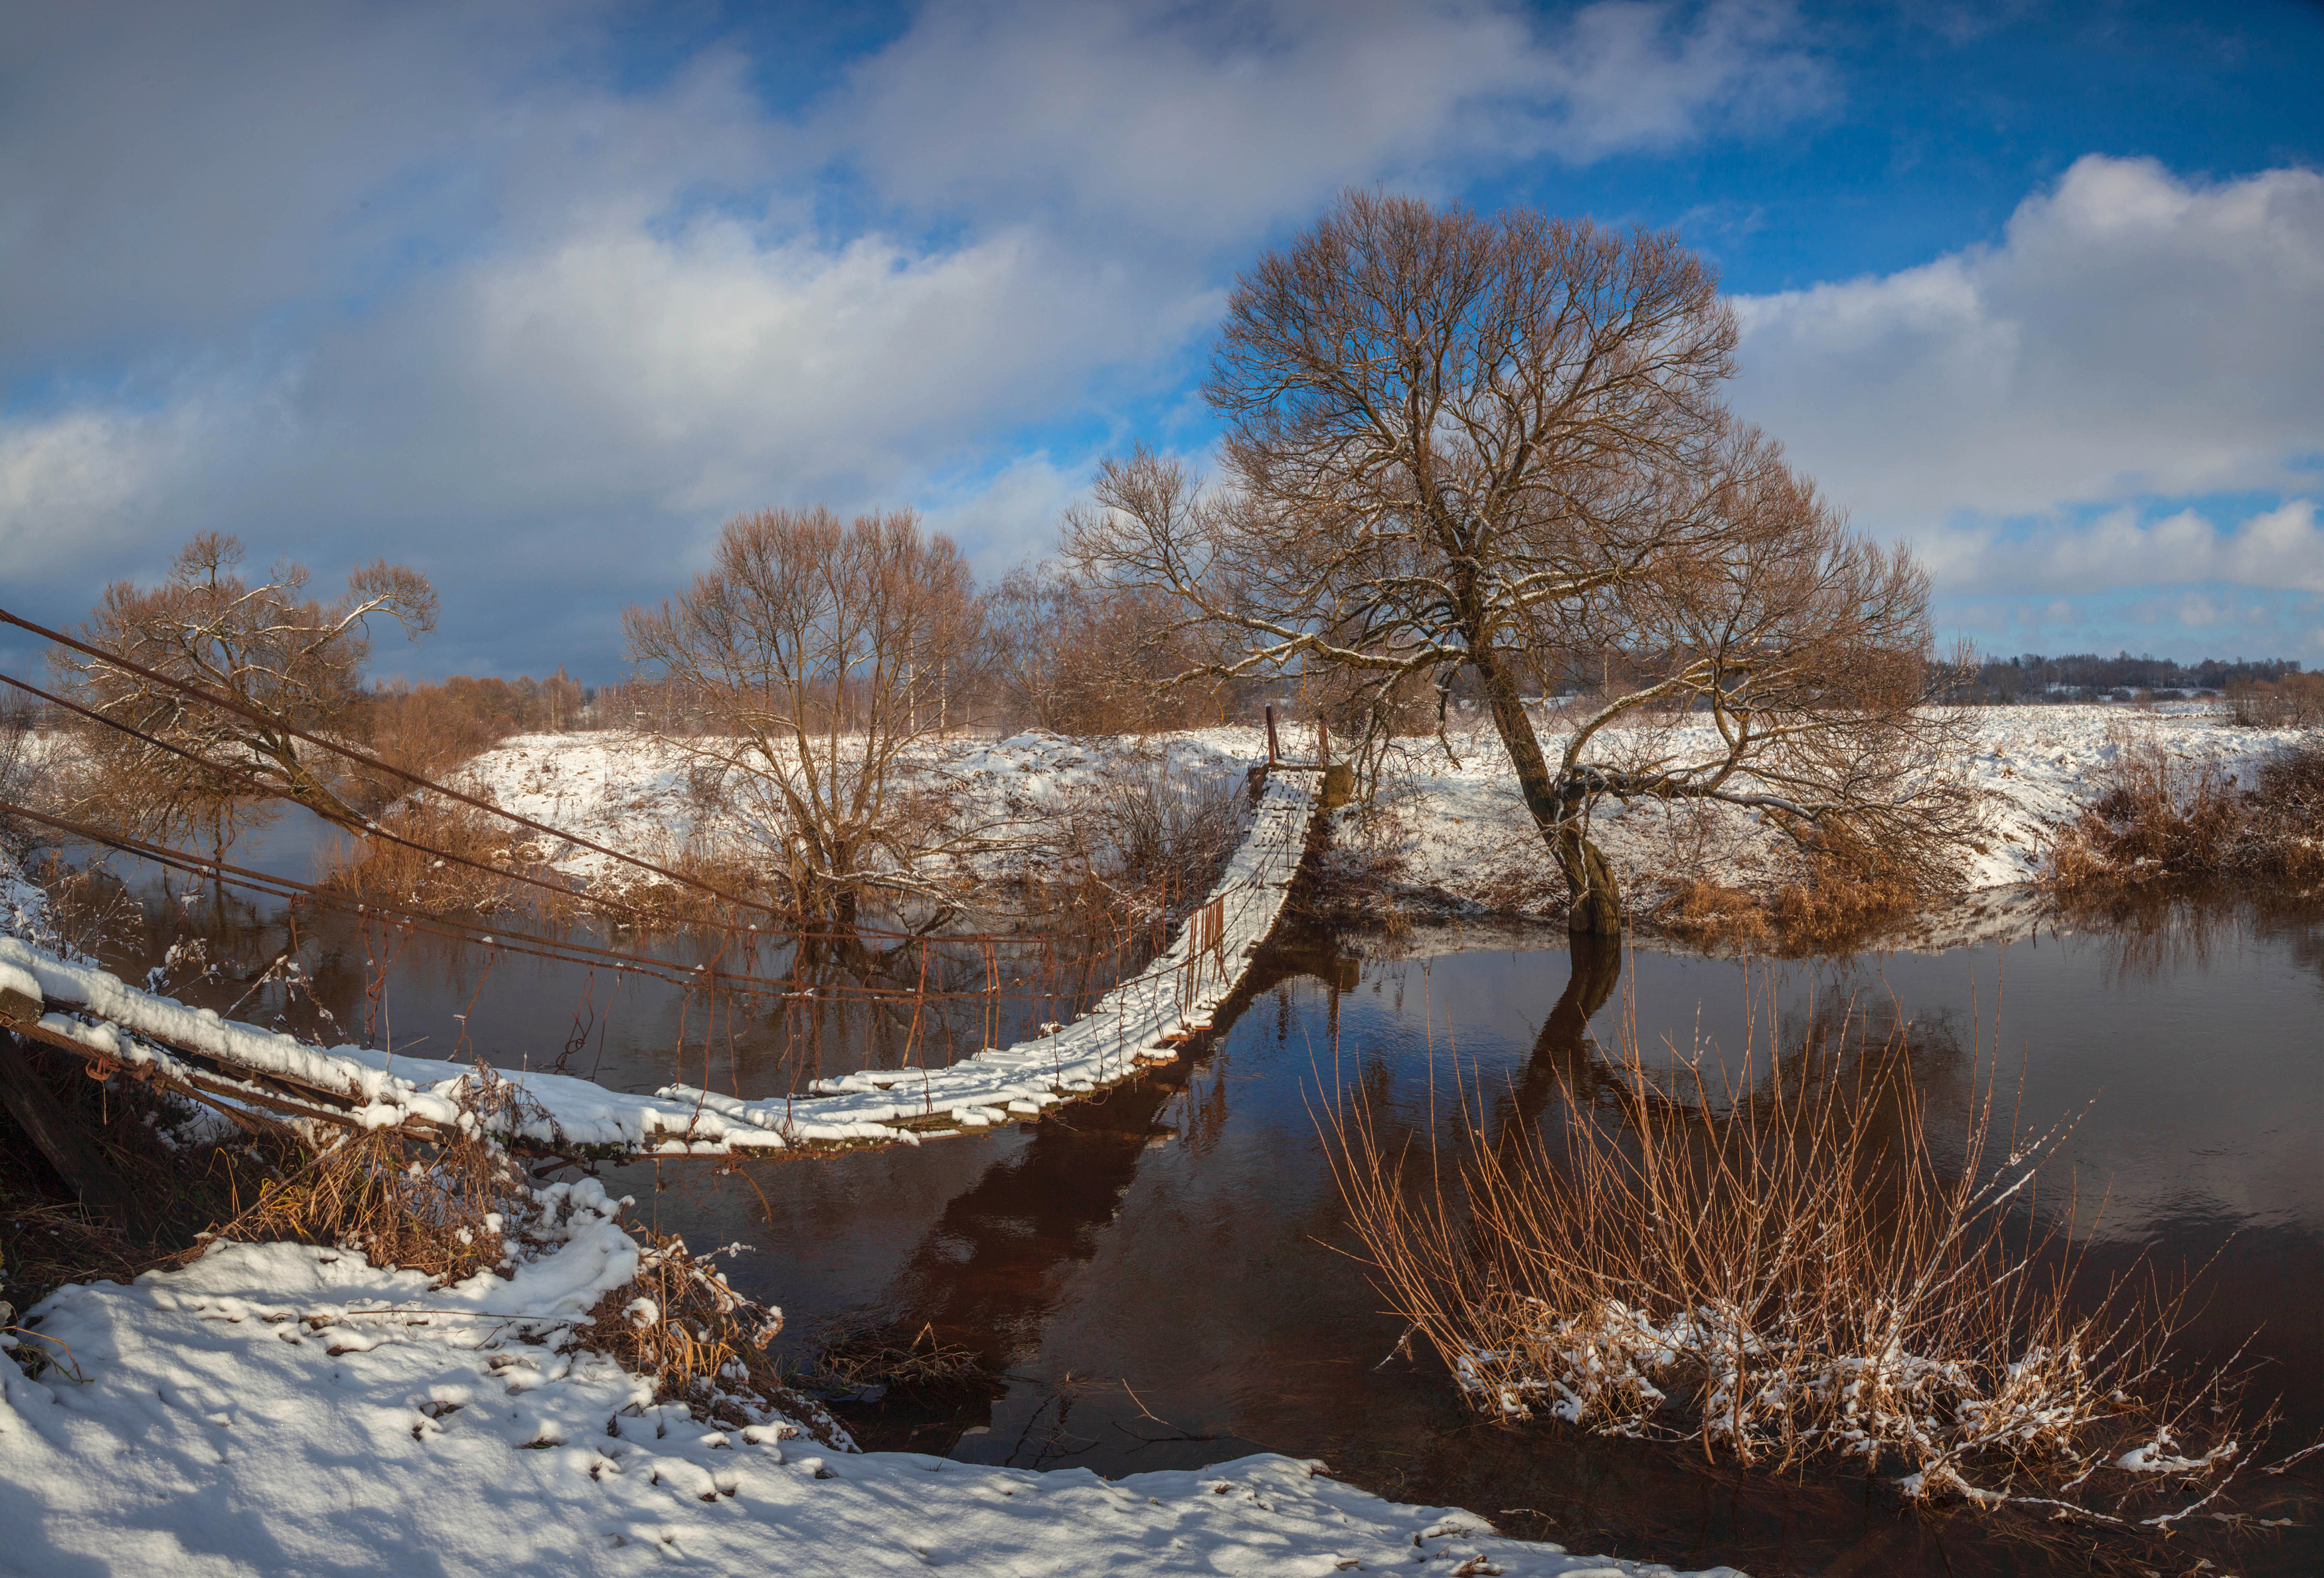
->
1070;192;1973;935
49;533;437;844
624;507;986;927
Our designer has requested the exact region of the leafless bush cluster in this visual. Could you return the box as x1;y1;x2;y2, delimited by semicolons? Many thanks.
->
987;561;1248;735
581;1227;850;1445
2047;734;2324;890
2226;671;2324;728
357;669;584;789
1325;1021;2264;1528
0;697;37;859
317;794;580;918
1062;750;1250;907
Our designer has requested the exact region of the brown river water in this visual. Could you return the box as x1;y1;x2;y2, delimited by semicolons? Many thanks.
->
43;810;2324;1577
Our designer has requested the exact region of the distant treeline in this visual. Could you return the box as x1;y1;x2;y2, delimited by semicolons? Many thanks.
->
1947;652;2304;704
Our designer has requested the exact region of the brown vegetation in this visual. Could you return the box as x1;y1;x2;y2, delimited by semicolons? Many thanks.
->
2226;671;2324;728
1324;1011;2267;1534
625;505;986;928
357;669;584;786
47;532;436;842
2046;735;2324;891
987;561;1243;734
1;1046;845;1443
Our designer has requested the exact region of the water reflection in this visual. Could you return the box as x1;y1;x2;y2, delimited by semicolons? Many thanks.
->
644;900;2321;1576
29;829;2324;1575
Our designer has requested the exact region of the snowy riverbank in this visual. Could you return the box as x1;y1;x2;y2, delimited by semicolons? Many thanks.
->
450;705;2313;944
0;1186;1739;1578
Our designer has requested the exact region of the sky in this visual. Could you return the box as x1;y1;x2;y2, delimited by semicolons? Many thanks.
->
2;0;2320;683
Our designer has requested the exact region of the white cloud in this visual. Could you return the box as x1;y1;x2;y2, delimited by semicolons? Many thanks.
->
1732;155;2324;533
0;0;1830;674
1915;499;2324;599
823;0;1824;243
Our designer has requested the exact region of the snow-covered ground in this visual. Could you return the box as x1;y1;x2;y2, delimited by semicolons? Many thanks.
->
1328;704;2310;940
0;1182;1736;1578
446;727;1263;895
450;707;2311;948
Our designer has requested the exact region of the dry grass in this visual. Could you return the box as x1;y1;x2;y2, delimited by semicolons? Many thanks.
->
1656;879;1770;945
197;1068;852;1445
1323;1000;2266;1535
2047;735;2324;892
580;1228;851;1447
1766;858;1925;950
223;1126;527;1286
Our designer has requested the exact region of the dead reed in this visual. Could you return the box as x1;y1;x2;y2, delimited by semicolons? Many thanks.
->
580;1227;851;1447
2046;734;2324;891
221;1067;542;1282
1322;995;2263;1529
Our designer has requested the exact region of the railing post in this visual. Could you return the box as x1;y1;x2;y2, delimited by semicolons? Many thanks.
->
1264;703;1280;764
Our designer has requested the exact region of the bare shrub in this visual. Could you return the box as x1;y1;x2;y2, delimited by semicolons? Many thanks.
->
581;1229;850;1446
1324;1016;2261;1526
0;697;39;861
2046;733;2322;891
1070;749;1249;903
355;671;589;799
318;794;576;919
988;561;1238;735
2226;671;2324;727
2246;739;2324;883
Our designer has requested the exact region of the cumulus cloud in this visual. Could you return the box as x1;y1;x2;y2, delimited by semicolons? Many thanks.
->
1732;155;2324;531
821;0;1824;242
1916;499;2324;598
0;0;1829;674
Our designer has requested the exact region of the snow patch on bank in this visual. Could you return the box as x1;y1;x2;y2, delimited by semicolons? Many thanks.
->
0;1222;1738;1578
1332;706;2309;942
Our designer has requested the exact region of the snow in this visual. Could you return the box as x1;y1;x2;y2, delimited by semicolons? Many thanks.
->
0;1208;1738;1578
444;727;1266;893
1322;705;2309;940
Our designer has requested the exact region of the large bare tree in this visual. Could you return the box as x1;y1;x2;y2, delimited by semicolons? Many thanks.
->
50;533;437;845
1070;192;1971;934
624;506;985;928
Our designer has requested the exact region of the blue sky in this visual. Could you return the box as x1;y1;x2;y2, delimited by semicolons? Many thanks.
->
2;0;2320;681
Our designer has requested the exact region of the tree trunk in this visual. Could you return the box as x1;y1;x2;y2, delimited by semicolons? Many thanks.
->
1465;640;1627;937
1554;825;1624;938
